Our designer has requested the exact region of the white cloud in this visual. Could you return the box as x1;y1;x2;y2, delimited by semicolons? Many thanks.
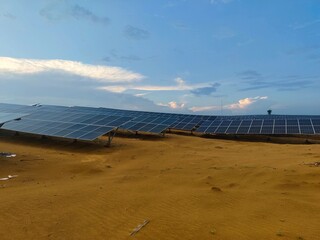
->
134;93;149;97
290;19;320;30
210;0;233;4
101;86;128;93
158;101;186;109
0;57;144;83
98;77;213;93
190;96;268;112
228;96;267;109
189;105;220;112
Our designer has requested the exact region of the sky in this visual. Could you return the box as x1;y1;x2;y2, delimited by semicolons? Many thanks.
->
0;0;320;115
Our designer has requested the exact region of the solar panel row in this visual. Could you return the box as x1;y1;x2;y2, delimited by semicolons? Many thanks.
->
1;103;320;141
2;118;115;141
0;112;29;125
0;103;39;114
120;121;169;134
214;115;320;120
25;110;132;127
196;119;320;135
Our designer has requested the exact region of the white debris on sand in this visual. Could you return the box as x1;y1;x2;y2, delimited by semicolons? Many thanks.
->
0;175;18;181
0;152;17;158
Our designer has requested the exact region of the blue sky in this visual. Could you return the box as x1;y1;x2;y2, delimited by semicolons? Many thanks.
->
0;0;319;115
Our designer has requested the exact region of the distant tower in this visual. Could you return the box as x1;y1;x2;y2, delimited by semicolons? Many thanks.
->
267;109;272;115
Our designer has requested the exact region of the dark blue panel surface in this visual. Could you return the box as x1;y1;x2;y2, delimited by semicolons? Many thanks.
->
300;125;314;134
226;126;238;134
273;126;286;134
215;126;228;133
237;127;249;134
286;126;300;134
260;126;273;134
299;119;312;126
248;127;261;134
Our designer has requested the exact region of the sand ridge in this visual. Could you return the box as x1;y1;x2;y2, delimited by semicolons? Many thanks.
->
0;134;320;240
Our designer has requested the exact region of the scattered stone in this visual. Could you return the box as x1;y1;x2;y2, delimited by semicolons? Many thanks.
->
210;228;216;235
276;231;284;237
227;183;238;188
304;161;320;167
211;186;222;192
130;219;150;236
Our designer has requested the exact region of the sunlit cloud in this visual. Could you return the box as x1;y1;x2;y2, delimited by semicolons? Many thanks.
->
190;96;268;112
189;105;220;112
134;93;150;97
158;101;186;109
0;57;144;83
98;77;218;93
228;96;267;109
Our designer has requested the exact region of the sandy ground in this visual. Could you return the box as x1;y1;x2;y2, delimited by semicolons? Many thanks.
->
0;133;319;240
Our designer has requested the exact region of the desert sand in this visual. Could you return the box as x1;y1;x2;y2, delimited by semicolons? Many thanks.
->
0;133;319;240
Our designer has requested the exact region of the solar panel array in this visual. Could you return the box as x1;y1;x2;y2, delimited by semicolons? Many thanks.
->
196;118;320;135
1;103;320;142
121;121;169;134
0;103;35;126
66;106;176;134
3;119;115;141
69;106;207;133
0;107;133;141
0;103;38;113
0;113;29;125
24;110;132;127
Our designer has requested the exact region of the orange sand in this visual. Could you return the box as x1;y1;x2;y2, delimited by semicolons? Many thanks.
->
0;134;319;240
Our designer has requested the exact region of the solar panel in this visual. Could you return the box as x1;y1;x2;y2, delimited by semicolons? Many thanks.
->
24;111;131;128
2;119;115;141
226;126;239;134
237;127;250;134
220;120;231;127
313;125;320;134
248;126;261;134
206;126;218;133
300;125;314;134
2;102;320;138
240;120;252;127
230;120;241;127
0;112;29;125
299;119;312;126
169;115;203;131
120;121;169;134
251;120;263;126
287;119;298;125
263;119;274;126
0;103;39;114
211;120;222;126
311;119;320;125
273;126;286;134
260;126;273;134
275;119;286;126
214;126;227;133
286;125;300;134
